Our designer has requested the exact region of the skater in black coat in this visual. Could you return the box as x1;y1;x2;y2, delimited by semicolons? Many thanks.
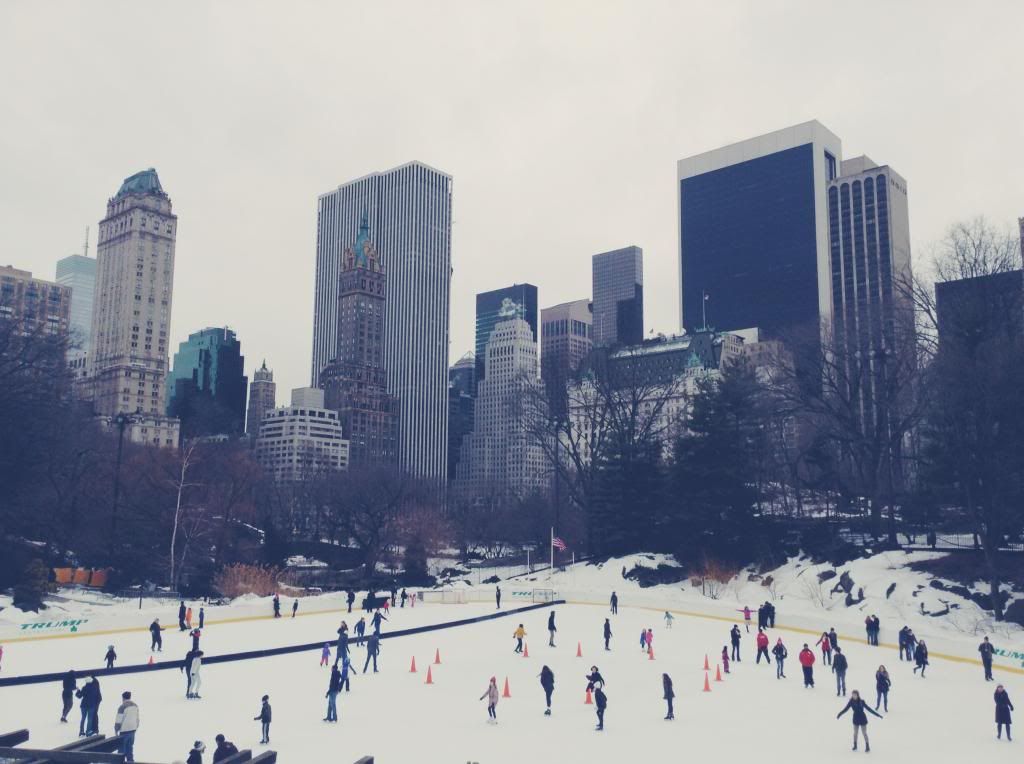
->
149;619;163;652
772;639;788;679
540;665;555;715
212;734;238;762
585;666;605;691
363;634;381;673
346;590;356;613
874;666;891;712
547;611;557;647
272;594;281;618
371;610;387;634
594;686;607;730
912;641;929;677
995;685;1014;741
662;673;675;720
730;625;742;662
325;665;341;722
832;647;849;697
178;601;187;631
837;690;883;752
254;695;272;744
60;669;77;722
610;591;618;615
186;741;205;764
603;619;612;650
104;646;117;669
979;637;996;681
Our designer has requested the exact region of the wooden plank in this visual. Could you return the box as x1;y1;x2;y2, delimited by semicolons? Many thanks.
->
0;747;125;763
0;730;30;746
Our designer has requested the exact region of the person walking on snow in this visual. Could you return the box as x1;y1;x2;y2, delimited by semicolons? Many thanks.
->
721;646;730;674
198;607;205;629
324;664;341;722
113;690;139;762
995;684;1014;741
254;695;272;744
979;637;996;681
603;619;612;651
594;686;607;730
60;669;77;723
664;611;674;629
292;599;298;618
363;633;381;673
610;591;618;615
104;645;117;669
662;673;675;720
272;594;281;618
730;625;742;662
772;638;787;678
837;690;883;752
799;644;816;688
149;619;163;652
548;611;557;647
874;666;891;711
480;677;499;723
513;624;527;653
178;601;187;631
320;643;331;667
742;606;752;632
755;628;771;664
817;631;833;666
912;640;929;677
540;665;555;715
833;646;849;696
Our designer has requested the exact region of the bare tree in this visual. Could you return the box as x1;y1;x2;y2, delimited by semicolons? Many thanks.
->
169;442;200;589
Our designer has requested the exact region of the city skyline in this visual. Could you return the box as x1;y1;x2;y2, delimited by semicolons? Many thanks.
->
1;3;1022;397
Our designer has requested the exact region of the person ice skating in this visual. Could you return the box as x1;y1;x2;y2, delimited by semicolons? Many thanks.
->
640;629;647;652
662;673;675;720
390;586;398;609
610;591;618;615
355;617;366;638
828;627;839;650
585;666;605;691
870;616;880;645
730;625;741;662
742;606;752;632
766;601;776;628
905;629;918;663
496;586;502;609
401;588;408;608
480;677;499;723
292;599;298;618
799;644;816;688
371;609;387;634
772;638;787;679
664;611;674;629
77;675;101;736
61;669;77;722
178;601;187;631
513;624;527;653
383;597;390;615
114;690;139;762
149;619;163;652
254;695;272;744
340;656;354;690
104;645;117;669
186;649;203;698
646;628;654;652
837;690;883;752
874;666;891;712
979;636;996;681
548;611;557;647
272;594;281;618
912;640;929;677
755;628;770;665
817;631;833;666
540;665;555;715
995;684;1014;740
325;664;341;722
346;589;355;613
363;633;381;673
897;626;909;660
185;606;193;629
190;628;201;652
722;646;730;674
594;686;607;730
603;618;612;650
337;624;350;662
212;734;239;761
187;740;205;764
864;616;874;645
757;603;767;631
198;607;205;629
833;647;848;697
321;643;331;667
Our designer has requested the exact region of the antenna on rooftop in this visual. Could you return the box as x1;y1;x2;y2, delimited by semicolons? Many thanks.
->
83;226;90;258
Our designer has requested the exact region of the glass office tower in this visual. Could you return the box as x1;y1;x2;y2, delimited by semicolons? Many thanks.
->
474;283;537;391
592;246;643;348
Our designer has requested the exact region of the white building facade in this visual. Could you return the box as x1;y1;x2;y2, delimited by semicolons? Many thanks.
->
255;387;350;482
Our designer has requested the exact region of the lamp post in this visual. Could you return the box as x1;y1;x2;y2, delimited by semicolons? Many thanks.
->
111;411;140;541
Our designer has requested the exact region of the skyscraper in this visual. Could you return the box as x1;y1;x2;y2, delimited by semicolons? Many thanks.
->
475;284;538;390
167;327;248;437
312;162;452;480
319;215;397;466
592;246;643;347
0;265;70;336
246;360;277;438
447;351;475;482
541;298;593;384
89;168;179;447
55;254;96;355
255;387;350;482
677;121;841;338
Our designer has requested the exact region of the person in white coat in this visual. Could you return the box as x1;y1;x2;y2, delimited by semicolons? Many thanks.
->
187;650;204;699
113;691;139;762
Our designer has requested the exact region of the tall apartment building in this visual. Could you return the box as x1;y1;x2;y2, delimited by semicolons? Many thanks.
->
541;298;592;382
0;265;71;336
312;162;451;480
167;327;248;437
447;351;475;482
318;215;397;466
455;308;548;498
592;246;643;348
246;360;277;437
678;121;841;338
89;168;179;447
475;284;537;391
255;387;350;482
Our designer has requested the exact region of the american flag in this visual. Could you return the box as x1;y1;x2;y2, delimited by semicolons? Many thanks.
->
552;536;568;551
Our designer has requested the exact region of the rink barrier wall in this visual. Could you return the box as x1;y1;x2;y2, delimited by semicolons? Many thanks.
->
0;600;564;688
561;594;1024;676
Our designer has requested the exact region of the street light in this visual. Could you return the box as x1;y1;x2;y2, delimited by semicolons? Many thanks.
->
111;410;142;541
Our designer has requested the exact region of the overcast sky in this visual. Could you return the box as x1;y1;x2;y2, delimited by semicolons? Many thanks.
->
2;1;1021;395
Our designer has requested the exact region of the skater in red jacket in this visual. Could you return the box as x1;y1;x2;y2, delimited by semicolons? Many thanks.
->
799;644;816;688
755;629;771;665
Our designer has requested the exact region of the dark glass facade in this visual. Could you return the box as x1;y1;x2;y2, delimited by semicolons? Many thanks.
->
167;327;247;436
680;143;819;338
474;283;537;391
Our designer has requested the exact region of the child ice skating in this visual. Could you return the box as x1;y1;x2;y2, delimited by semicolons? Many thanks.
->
480;677;499;723
104;645;117;669
513;625;527;653
664;611;674;629
320;643;331;667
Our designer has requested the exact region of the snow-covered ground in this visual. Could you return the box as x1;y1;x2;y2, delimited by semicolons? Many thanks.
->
0;552;1021;762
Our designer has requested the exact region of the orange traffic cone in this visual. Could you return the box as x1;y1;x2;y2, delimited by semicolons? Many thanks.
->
648;646;655;660
703;672;712;692
410;656;417;673
148;656;154;666
425;666;433;684
434;648;442;665
584;688;593;704
703;654;710;671
715;665;723;682
523;643;529;658
502;677;511;698
576;641;582;658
